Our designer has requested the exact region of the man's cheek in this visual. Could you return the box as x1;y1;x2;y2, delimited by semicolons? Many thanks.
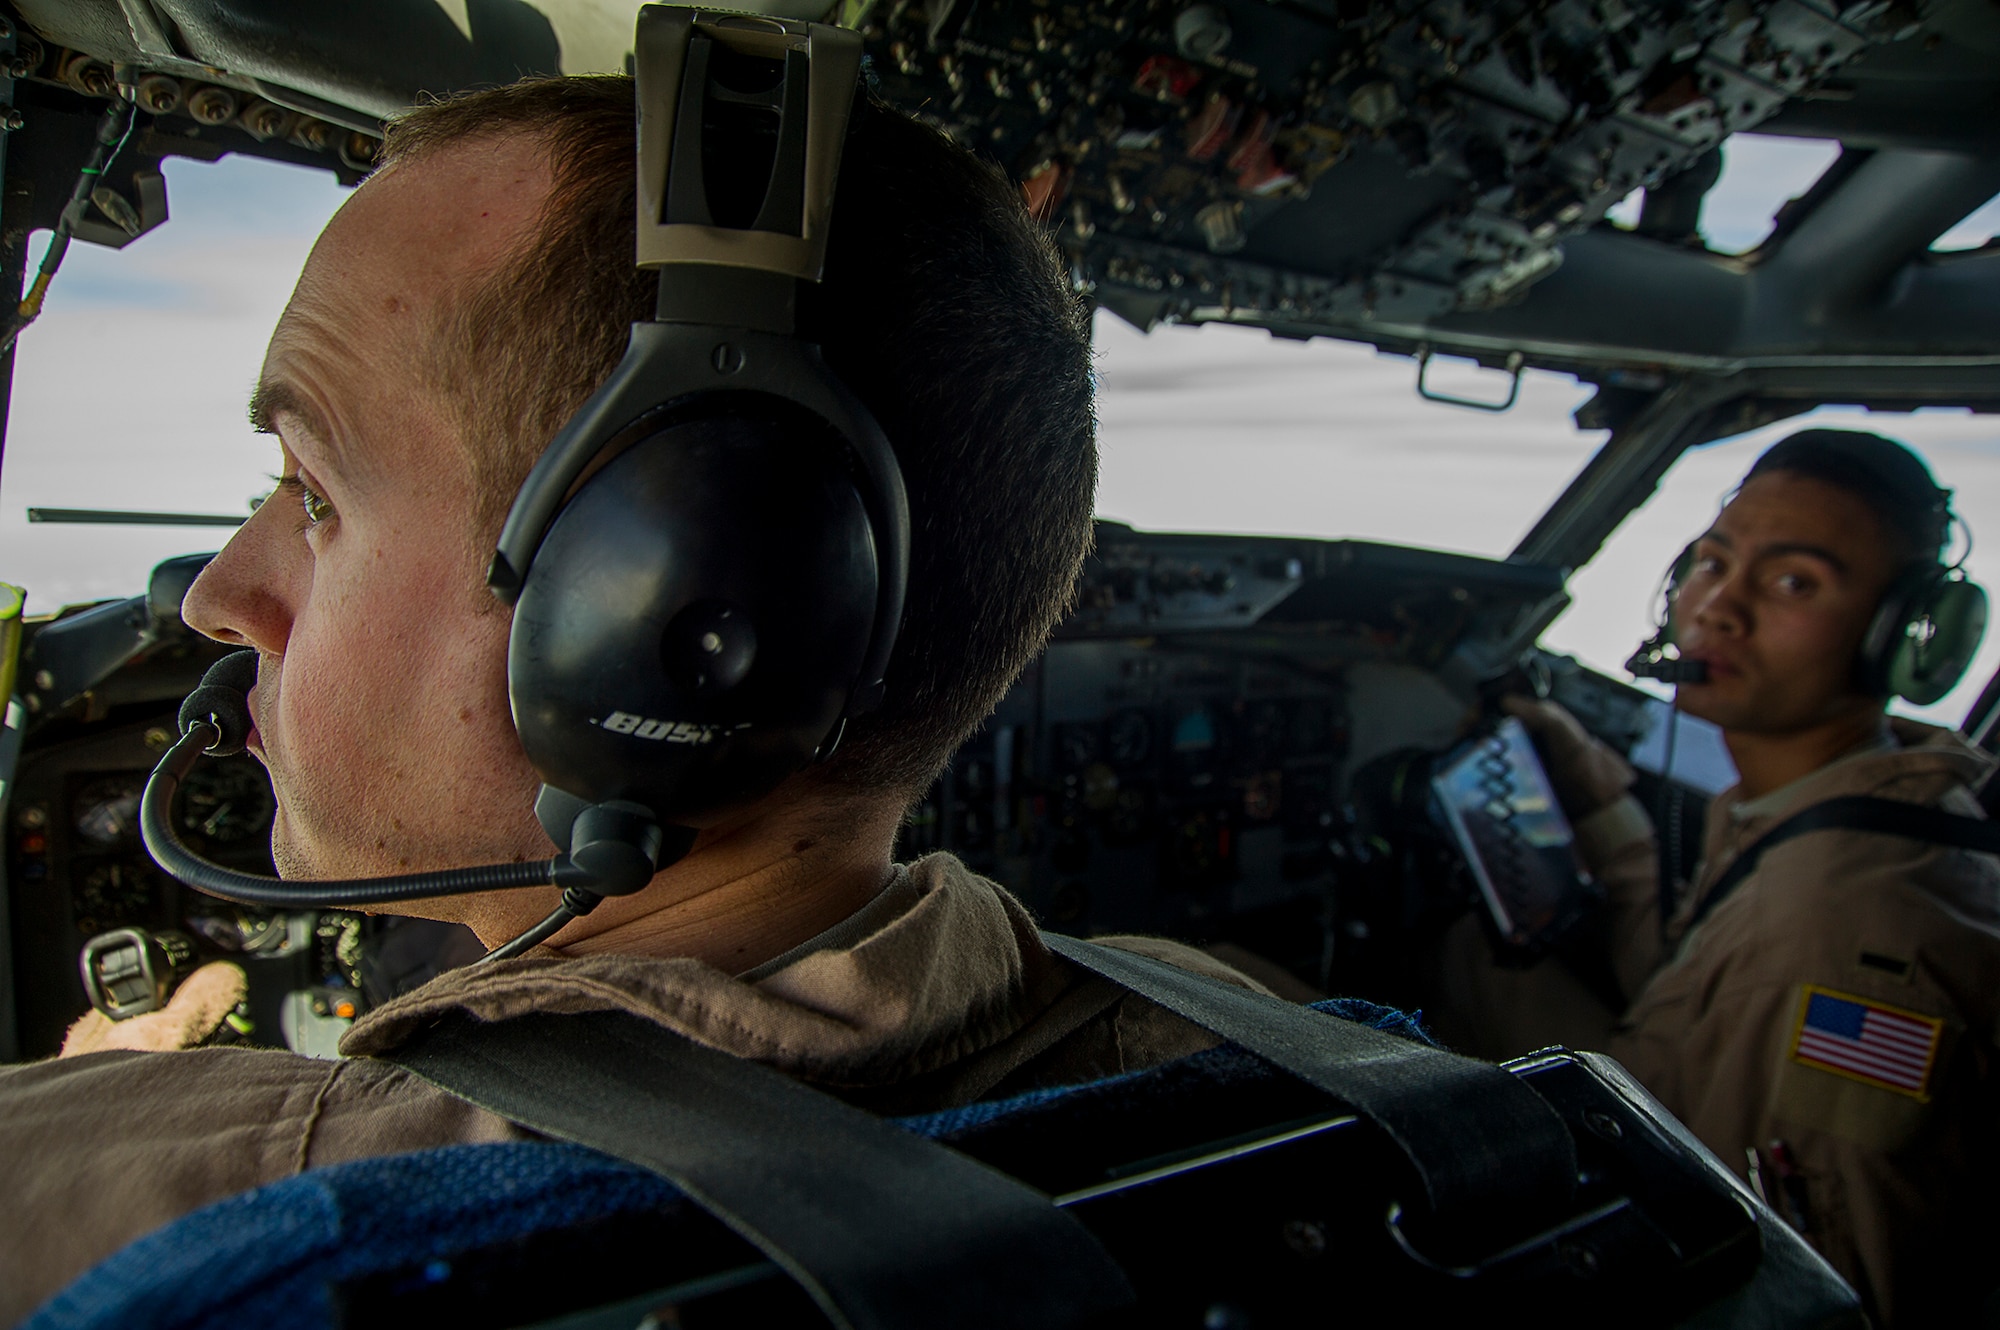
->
273;635;405;780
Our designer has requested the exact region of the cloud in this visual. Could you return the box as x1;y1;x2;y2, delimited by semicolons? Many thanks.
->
1094;314;1606;555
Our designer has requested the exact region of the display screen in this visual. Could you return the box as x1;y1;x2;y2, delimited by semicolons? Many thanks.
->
1430;718;1594;950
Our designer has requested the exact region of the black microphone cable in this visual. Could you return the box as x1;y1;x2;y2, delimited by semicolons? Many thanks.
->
140;652;669;962
1654;688;1685;939
142;723;569;907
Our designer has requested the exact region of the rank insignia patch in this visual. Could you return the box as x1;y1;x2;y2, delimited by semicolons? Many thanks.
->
1790;985;1942;1101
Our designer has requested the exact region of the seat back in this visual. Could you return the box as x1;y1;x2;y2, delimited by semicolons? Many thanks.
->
29;1000;1860;1330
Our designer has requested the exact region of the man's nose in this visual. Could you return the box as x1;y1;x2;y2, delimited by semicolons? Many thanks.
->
179;503;297;654
1682;574;1747;639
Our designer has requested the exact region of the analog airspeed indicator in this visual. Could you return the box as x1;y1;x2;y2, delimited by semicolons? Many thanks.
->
177;758;276;847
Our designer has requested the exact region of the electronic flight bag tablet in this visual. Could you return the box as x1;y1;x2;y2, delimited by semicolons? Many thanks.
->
1430;717;1596;954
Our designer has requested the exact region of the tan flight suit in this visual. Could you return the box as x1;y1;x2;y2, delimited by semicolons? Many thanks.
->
1432;718;2000;1326
0;853;1265;1324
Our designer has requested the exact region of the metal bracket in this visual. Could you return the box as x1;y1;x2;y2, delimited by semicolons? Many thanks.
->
1415;346;1525;413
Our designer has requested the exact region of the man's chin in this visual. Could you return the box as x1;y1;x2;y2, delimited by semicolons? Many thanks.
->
1671;681;1748;730
268;827;388;885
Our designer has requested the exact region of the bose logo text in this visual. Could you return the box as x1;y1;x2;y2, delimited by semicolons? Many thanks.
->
591;712;750;744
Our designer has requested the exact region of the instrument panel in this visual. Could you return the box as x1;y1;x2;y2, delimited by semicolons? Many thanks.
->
893;526;1575;985
4;709;479;1060
899;637;1355;980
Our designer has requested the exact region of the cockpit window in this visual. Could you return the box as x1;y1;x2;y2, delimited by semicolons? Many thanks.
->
1095;315;1606;559
1544;408;2000;727
0;154;346;610
1933;190;2000;254
1696;134;1843;256
1600;133;1844;257
6;148;1989;734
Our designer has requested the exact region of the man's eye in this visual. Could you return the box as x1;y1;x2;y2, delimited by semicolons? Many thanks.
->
270;475;333;530
1773;572;1813;596
298;480;333;526
1679;555;1723;587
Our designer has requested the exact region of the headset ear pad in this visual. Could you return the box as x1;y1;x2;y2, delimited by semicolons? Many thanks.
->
1870;573;1990;706
507;400;879;825
1658;543;1697;648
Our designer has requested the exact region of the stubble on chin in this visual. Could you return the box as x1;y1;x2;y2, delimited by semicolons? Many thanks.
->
266;803;318;881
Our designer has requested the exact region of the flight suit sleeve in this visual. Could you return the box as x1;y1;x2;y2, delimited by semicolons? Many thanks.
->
1503;698;1666;1005
0;1044;522;1325
1612;964;1981;1327
1422;700;1663;1060
1571;794;1666;1004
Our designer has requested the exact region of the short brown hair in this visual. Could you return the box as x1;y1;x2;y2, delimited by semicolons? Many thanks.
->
381;76;1096;795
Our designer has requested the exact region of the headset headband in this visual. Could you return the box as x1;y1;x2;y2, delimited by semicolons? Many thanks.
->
487;7;906;715
636;8;860;285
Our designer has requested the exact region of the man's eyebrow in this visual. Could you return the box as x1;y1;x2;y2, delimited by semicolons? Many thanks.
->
1759;541;1849;574
247;379;335;457
1697;530;1847;572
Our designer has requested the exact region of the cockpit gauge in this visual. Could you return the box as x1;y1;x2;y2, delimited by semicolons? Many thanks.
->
1054;723;1100;771
1081;762;1120;813
177;758;275;846
1290;700;1333;756
1107;710;1153;768
72;776;144;849
1244;700;1287;764
72;862;160;936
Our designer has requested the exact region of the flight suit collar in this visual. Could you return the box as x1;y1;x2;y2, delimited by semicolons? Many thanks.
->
337;852;1075;1090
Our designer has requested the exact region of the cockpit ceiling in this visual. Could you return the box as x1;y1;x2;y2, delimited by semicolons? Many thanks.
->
12;0;2000;393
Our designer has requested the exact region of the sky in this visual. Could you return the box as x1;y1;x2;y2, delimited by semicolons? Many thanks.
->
2;135;1997;724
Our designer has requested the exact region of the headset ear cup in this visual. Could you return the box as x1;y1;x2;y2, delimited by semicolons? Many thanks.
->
507;405;880;824
1887;577;1989;705
1659;543;1696;648
1856;569;1922;697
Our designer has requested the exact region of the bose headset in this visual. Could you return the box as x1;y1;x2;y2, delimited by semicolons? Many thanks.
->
141;7;908;960
1626;451;1988;706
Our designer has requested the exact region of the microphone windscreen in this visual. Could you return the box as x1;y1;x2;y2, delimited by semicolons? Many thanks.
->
1629;656;1709;684
178;650;257;755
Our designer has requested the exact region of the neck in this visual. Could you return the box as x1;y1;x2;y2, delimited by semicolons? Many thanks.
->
1722;703;1891;802
483;795;902;972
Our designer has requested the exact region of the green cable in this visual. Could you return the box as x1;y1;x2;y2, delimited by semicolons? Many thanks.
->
4;97;138;346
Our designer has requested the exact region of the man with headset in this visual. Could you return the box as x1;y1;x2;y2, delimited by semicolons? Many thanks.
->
0;52;1275;1318
1431;428;2000;1325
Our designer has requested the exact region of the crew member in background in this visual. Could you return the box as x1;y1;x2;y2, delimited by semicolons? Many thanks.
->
1431;429;2000;1326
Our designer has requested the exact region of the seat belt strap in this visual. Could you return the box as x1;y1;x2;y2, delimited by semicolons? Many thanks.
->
1687;794;2000;933
1042;934;1578;1227
384;1008;1133;1330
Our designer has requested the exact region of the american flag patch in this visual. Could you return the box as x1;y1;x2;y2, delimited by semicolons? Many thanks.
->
1790;985;1942;1101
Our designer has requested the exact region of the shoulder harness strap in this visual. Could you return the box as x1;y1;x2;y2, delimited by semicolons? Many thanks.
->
387;938;1593;1329
385;1008;1133;1330
1687;793;2000;934
1043;935;1577;1228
